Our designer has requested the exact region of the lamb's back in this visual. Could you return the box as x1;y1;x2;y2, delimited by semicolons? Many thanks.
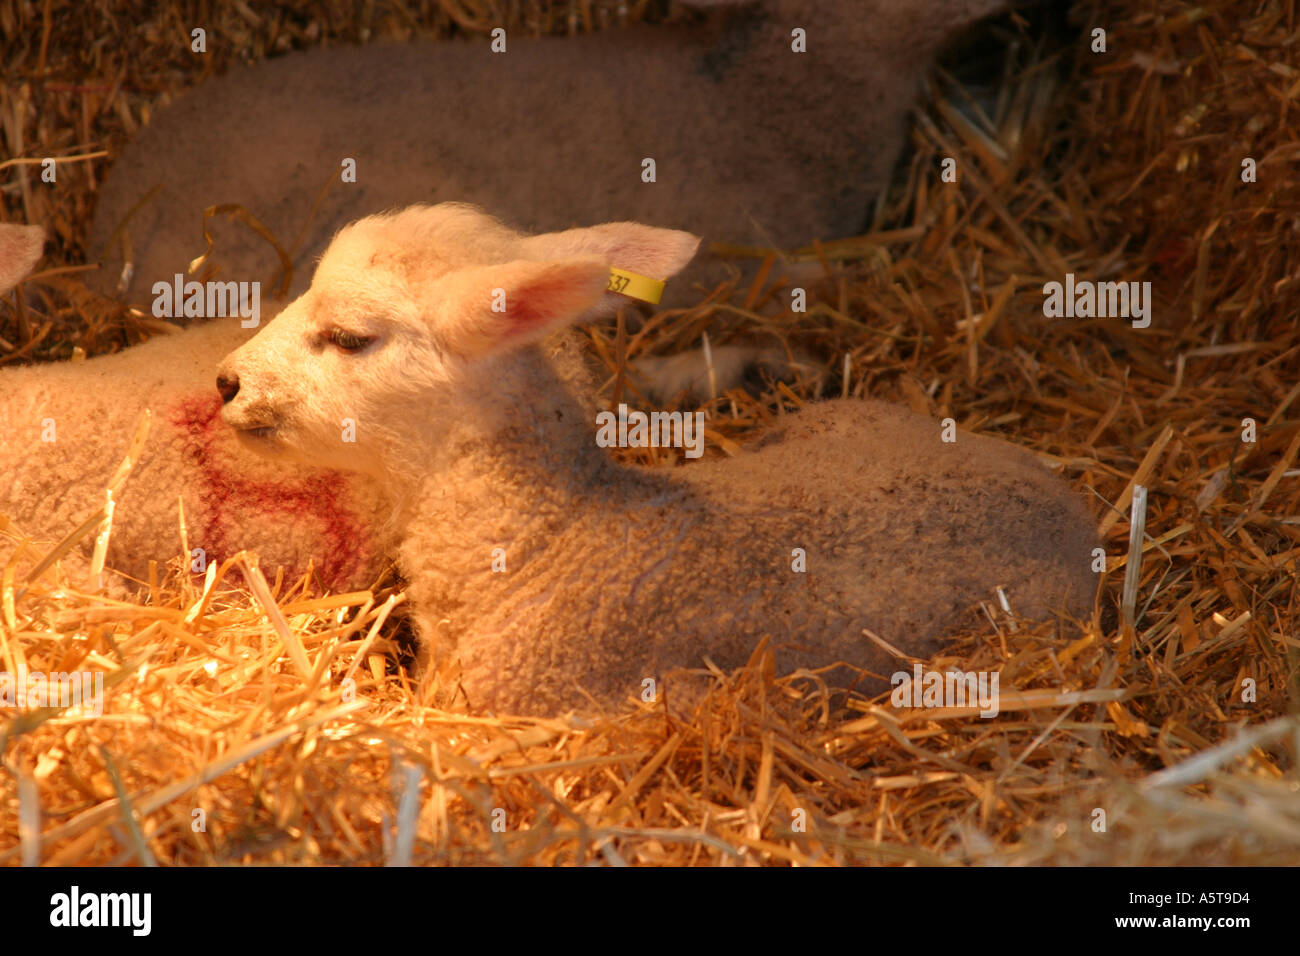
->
690;399;1100;634
426;399;1095;714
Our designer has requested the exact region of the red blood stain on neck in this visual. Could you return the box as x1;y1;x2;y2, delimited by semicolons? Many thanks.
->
168;394;370;588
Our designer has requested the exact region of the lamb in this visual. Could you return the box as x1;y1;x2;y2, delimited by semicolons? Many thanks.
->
88;0;1008;308
216;203;1099;715
0;223;392;592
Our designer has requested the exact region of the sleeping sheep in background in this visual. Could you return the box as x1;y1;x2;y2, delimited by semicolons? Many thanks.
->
217;203;1099;715
0;224;393;591
88;0;1009;307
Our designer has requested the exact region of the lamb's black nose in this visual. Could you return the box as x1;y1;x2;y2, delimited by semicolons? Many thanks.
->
216;371;240;404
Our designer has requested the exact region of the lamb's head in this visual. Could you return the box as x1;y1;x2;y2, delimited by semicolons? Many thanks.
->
217;202;699;480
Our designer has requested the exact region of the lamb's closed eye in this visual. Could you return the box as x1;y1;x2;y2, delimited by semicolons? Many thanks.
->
328;328;376;353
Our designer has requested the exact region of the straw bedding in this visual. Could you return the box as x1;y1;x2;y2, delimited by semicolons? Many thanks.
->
1;0;1297;865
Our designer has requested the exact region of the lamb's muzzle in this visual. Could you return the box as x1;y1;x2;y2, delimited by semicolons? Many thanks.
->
220;202;1099;716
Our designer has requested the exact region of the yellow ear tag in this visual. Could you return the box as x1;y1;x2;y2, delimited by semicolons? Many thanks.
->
607;267;666;305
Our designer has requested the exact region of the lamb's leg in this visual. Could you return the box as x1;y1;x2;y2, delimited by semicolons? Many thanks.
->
627;343;815;405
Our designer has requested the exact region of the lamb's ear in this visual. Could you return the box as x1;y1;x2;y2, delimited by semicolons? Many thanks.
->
0;224;45;296
520;221;701;320
434;257;610;358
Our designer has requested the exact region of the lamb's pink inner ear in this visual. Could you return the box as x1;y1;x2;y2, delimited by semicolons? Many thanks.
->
440;258;609;357
503;263;600;333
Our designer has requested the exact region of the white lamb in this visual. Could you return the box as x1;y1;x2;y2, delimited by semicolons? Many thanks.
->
217;203;1099;715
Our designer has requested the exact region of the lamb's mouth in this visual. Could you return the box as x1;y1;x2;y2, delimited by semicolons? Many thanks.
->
222;406;286;448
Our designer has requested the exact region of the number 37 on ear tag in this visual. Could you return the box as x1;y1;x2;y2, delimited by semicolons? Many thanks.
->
607;267;665;305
